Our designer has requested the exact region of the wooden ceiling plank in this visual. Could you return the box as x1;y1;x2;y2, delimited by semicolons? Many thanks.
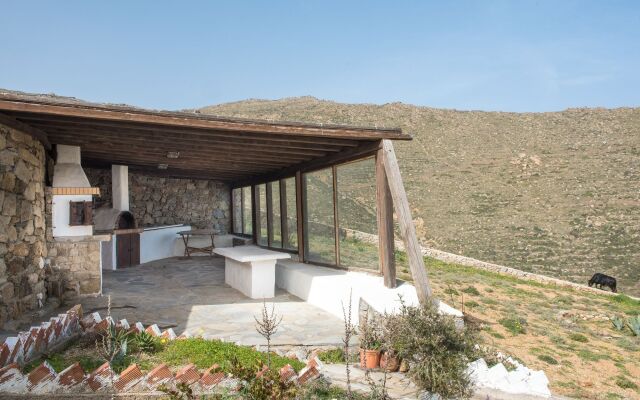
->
22;118;357;149
44;129;332;157
232;140;382;188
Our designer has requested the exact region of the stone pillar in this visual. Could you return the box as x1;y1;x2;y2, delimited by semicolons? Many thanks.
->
112;165;129;211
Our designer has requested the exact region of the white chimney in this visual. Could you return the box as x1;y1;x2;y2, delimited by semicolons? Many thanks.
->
52;145;91;188
51;145;96;237
112;165;129;211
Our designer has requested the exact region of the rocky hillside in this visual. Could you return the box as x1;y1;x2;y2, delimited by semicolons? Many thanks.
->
198;98;640;296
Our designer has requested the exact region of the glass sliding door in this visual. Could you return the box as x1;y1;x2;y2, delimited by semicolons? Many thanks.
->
303;168;336;265
337;158;379;271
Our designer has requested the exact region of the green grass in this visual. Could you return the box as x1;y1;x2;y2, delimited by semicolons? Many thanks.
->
569;333;589;343
537;354;559;365
499;316;527;335
577;349;609;362
317;348;345;364
611;294;640;309
461;286;480;295
615;375;638;390
23;342;104;374
159;338;305;372
465;300;480;309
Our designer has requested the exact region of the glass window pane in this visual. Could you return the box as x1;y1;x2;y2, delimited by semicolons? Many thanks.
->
232;188;242;233
283;177;298;250
304;168;336;264
270;181;282;248
242;186;252;235
257;184;268;246
337;158;379;271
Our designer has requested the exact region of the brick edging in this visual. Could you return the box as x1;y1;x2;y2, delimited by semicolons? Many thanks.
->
0;305;323;395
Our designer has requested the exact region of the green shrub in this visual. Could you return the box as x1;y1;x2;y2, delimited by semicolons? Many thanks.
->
230;357;298;400
499;316;527;335
462;286;480;296
132;331;164;353
615;375;638;390
537;354;558;365
627;315;640;336
384;299;477;399
444;287;459;296
569;333;589;343
611;316;626;331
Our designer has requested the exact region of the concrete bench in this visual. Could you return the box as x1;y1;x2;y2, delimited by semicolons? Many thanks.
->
213;246;290;299
275;259;463;324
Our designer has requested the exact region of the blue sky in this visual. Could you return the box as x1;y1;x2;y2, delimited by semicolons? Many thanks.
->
1;1;638;112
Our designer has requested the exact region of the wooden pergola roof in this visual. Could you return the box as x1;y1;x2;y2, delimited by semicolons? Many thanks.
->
0;90;411;184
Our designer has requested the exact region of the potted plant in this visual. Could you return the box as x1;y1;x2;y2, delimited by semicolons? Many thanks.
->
359;315;382;369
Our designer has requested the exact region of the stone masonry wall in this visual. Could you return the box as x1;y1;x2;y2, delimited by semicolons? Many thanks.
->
0;122;48;328
44;188;102;297
86;168;230;232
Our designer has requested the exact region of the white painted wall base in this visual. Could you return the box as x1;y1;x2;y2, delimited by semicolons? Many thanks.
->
141;224;190;263
276;260;463;323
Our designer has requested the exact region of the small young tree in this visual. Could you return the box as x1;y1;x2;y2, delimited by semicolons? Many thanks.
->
341;289;355;399
254;300;282;368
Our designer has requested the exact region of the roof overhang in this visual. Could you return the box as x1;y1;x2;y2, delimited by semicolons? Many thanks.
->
0;90;411;183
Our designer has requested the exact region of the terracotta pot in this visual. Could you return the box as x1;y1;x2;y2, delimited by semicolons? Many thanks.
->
399;358;410;373
359;348;381;369
379;351;400;372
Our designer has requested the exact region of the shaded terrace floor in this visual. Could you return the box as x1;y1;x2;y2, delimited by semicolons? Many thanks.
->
79;256;345;346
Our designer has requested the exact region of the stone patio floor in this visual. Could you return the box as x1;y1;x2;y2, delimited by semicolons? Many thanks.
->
77;256;345;346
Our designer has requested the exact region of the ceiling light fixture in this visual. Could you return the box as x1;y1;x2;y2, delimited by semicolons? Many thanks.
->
167;151;180;159
157;163;168;170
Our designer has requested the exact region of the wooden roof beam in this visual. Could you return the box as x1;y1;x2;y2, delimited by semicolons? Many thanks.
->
0;97;410;140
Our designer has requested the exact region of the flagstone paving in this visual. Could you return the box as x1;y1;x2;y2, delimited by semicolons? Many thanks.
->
78;256;345;346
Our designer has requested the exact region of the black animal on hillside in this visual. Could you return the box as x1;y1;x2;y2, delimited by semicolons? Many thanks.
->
588;273;617;293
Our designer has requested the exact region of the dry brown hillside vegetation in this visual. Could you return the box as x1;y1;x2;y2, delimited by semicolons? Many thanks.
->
199;98;640;297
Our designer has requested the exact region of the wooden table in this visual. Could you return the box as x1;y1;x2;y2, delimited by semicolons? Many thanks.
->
213;246;290;299
177;229;217;257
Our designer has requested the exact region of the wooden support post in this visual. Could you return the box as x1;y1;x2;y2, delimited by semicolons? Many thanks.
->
380;140;432;301
252;185;259;244
376;149;396;288
332;165;340;267
266;182;274;247
295;171;305;261
229;188;235;234
280;179;289;249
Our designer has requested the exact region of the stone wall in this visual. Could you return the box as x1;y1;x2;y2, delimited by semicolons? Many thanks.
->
44;188;103;297
86;168;230;232
0;122;48;328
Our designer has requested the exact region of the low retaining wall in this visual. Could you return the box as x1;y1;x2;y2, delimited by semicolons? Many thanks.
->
0;305;82;368
0;305;322;395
